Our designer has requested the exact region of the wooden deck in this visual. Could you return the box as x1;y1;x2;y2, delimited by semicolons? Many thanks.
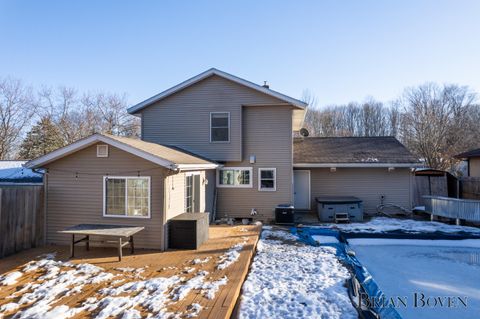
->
0;224;261;319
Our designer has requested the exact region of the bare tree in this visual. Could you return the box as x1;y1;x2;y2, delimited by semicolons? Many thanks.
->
82;92;140;137
36;87;140;145
0;77;36;159
399;83;477;170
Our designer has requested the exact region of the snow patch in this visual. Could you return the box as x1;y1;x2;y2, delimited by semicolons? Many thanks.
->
0;302;19;312
186;303;202;318
201;276;228;299
333;217;480;234
0;271;23;286
217;242;246;270
2;258;115;319
312;235;340;244
349;238;480;248
192;257;211;264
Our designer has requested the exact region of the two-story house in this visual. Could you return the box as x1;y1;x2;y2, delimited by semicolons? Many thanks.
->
26;68;419;250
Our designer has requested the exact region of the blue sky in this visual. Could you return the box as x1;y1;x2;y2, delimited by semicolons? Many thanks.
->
1;0;479;107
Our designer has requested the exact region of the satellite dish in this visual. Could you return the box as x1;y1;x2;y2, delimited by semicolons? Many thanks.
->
299;128;309;137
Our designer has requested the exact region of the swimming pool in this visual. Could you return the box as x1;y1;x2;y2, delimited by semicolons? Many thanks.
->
293;225;480;319
349;238;480;319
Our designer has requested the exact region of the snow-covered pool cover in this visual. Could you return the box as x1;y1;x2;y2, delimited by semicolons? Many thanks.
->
332;217;480;235
349;238;480;319
238;229;357;319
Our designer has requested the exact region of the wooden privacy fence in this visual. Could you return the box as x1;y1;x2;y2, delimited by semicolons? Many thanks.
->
0;185;45;258
460;177;480;200
423;195;480;222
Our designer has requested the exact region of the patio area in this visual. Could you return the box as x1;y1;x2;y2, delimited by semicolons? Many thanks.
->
0;224;261;319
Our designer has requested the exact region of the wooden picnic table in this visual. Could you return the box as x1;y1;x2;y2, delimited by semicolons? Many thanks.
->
59;224;145;261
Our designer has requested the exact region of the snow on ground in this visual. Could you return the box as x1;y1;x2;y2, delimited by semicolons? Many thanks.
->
238;228;356;319
349;238;480;319
332;217;480;234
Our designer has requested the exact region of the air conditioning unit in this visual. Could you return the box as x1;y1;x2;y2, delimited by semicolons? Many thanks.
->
97;144;109;157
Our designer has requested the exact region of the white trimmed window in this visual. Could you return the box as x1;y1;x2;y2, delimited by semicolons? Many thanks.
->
210;112;230;142
217;167;252;188
103;176;150;218
258;168;276;191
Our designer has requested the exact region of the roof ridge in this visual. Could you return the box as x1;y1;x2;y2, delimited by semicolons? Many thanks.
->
127;68;307;114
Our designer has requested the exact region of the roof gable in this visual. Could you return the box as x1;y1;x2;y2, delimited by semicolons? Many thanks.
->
128;68;307;114
25;134;218;171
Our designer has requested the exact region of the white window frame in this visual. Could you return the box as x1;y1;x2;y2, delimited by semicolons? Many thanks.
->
210;112;230;143
216;167;253;188
185;171;201;213
258;168;277;191
102;176;151;219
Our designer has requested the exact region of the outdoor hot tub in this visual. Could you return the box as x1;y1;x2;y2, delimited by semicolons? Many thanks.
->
315;196;363;222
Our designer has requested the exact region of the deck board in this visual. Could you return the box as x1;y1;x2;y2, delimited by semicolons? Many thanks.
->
0;224;261;319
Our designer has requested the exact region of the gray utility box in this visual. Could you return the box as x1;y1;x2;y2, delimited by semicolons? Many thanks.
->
168;213;209;249
315;196;363;222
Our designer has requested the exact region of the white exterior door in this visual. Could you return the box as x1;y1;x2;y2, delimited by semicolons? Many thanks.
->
294;170;311;210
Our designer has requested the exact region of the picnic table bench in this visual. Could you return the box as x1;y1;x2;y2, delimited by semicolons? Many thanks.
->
59;224;145;261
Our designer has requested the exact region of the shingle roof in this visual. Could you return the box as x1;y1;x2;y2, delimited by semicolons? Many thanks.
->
25;133;218;170
105;134;215;165
293;137;420;165
454;148;480;159
128;68;307;114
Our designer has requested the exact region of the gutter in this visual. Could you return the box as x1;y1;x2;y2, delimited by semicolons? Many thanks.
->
293;163;423;168
176;163;222;171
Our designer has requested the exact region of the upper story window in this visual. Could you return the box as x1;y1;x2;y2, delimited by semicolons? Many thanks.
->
210;112;230;143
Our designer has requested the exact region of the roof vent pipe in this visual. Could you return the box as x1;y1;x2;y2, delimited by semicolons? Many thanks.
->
262;81;269;89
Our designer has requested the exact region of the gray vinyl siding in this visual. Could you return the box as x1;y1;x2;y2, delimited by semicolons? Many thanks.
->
45;143;168;250
307;168;413;214
216;105;293;221
140;75;285;162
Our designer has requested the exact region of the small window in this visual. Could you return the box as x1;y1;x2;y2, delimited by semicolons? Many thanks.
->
210;112;230;142
97;145;109;157
258;168;276;191
217;167;252;188
104;176;150;218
